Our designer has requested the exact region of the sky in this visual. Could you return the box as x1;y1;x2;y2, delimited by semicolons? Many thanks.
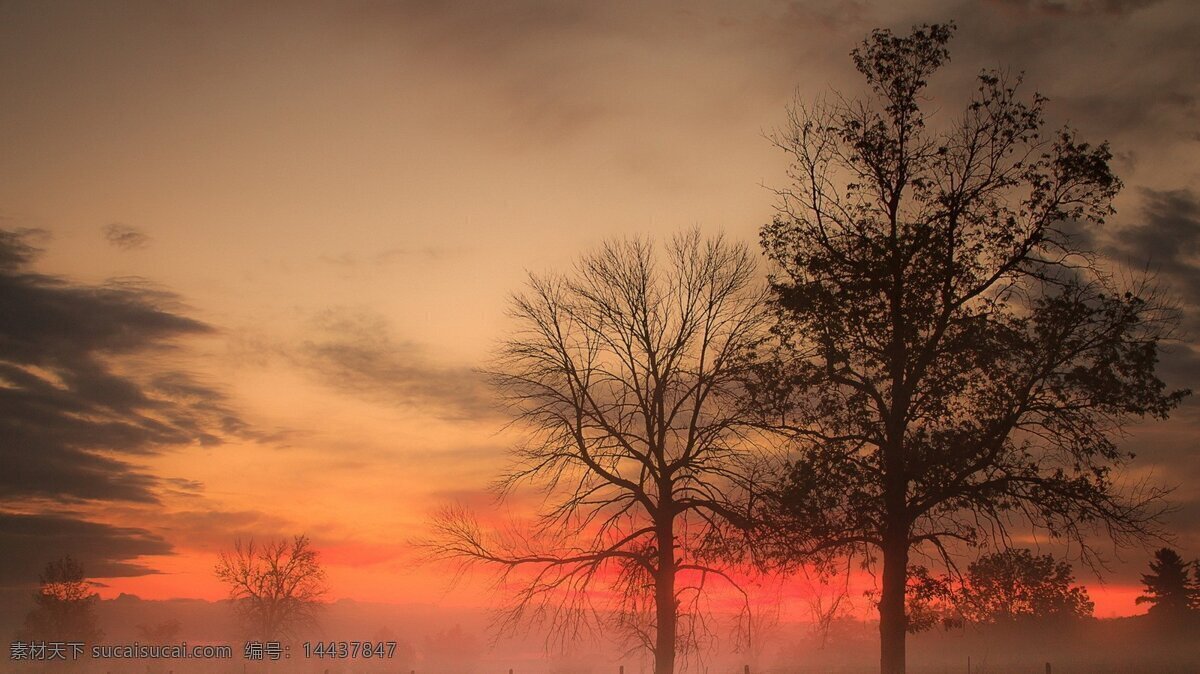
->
1;0;1199;627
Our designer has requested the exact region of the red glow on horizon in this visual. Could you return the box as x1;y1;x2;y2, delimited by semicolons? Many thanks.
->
89;550;1153;622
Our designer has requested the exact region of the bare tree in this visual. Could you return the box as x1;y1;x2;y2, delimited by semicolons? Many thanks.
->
214;535;327;641
749;23;1189;674
429;231;770;674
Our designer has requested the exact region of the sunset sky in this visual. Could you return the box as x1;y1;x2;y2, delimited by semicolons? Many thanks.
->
2;0;1199;626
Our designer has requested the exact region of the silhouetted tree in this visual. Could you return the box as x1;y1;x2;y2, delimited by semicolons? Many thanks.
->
214;535;327;640
1136;547;1199;620
429;232;769;674
902;550;1091;632
902;566;958;634
1195;562;1200;610
17;556;104;643
957;549;1093;625
749;22;1188;673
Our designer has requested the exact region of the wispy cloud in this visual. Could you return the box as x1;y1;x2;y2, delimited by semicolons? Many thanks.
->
102;222;151;250
151;508;299;552
295;307;497;421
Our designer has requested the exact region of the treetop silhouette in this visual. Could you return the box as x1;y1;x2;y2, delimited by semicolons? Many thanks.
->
214;535;328;641
957;548;1094;625
1136;547;1199;621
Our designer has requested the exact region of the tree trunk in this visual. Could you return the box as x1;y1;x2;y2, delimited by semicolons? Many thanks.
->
879;530;909;674
654;518;676;674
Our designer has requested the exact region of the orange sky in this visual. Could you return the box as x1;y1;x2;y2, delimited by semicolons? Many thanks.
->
2;0;1199;631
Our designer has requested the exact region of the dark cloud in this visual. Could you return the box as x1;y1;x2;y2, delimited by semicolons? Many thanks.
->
1109;188;1200;305
859;2;1191;156
0;512;171;587
1105;188;1200;400
0;229;245;505
1100;192;1200;552
986;0;1166;15
759;2;1195;176
0;228;49;270
298;307;496;421
102;222;151;250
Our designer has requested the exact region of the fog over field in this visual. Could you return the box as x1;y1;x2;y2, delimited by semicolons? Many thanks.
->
3;594;1199;673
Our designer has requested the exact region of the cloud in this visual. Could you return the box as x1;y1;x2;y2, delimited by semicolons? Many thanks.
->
297;307;497;421
1109;188;1200;307
986;0;1166;15
1092;189;1200;552
151;508;297;552
1104;188;1200;395
102;222;151;250
937;1;1200;146
0;228;246;504
0;228;52;269
0;512;172;587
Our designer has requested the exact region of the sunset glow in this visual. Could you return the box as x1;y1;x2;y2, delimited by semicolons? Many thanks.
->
3;2;1199;672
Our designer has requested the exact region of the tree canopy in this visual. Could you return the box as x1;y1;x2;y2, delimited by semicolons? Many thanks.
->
957;549;1093;625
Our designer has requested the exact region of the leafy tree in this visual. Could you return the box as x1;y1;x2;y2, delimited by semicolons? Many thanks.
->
1136;547;1199;619
958;549;1093;624
214;535;327;640
18;556;104;642
750;22;1187;673
429;232;769;674
902;565;958;634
